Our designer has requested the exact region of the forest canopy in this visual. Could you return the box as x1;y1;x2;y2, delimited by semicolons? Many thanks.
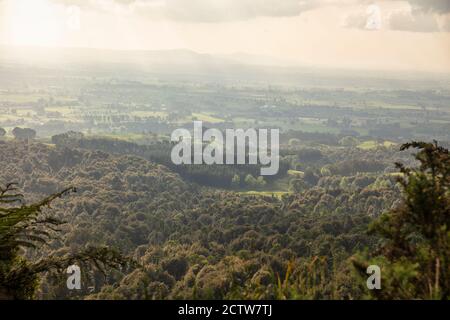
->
1;138;447;300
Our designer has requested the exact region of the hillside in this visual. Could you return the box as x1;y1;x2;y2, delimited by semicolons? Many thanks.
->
0;140;398;299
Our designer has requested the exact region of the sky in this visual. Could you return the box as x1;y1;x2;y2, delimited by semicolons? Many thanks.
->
0;0;449;72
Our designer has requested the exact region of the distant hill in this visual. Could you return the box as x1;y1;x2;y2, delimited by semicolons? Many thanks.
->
1;45;448;88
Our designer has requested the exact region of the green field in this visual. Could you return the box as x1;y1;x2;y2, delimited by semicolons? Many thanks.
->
191;113;224;123
238;190;290;199
358;140;396;150
0;93;49;103
130;111;168;118
288;169;304;177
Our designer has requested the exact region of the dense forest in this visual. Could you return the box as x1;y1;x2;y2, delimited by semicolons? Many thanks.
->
1;0;450;303
1;137;448;300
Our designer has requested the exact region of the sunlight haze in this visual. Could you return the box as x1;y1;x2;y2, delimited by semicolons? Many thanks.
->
0;0;449;72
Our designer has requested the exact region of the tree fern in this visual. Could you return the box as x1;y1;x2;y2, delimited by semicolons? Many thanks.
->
0;183;132;299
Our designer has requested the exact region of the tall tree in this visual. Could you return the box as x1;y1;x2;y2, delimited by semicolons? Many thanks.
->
11;127;36;141
354;141;450;299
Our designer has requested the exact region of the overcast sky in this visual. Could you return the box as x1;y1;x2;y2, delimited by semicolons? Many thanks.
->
0;0;449;72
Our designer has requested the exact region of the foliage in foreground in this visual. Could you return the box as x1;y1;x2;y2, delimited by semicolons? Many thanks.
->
354;141;450;299
0;183;130;299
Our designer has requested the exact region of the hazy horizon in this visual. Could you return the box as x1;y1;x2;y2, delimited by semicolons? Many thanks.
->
0;0;449;73
2;44;450;81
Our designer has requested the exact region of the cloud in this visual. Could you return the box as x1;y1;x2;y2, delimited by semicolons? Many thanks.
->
407;0;450;14
344;1;450;32
344;4;383;31
44;0;450;30
161;0;316;22
50;0;322;22
389;10;440;32
442;15;450;30
344;12;367;29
